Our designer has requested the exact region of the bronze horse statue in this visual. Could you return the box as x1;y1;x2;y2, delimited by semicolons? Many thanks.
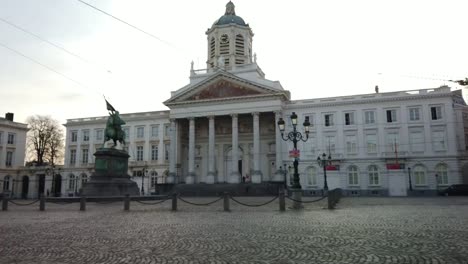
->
104;110;126;147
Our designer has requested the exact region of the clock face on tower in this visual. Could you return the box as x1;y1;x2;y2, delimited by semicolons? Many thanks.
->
220;34;229;44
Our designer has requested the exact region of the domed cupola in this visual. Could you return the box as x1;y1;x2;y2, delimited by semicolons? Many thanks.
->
213;1;247;26
206;1;254;70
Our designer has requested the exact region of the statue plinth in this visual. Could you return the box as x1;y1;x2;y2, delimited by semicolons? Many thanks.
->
82;148;139;196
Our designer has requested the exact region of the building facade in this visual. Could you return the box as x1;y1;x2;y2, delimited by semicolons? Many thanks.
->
0;113;28;197
59;1;468;197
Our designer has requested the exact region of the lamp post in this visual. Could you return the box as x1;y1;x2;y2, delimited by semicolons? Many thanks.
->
435;173;439;193
317;153;331;192
277;112;310;209
408;167;413;191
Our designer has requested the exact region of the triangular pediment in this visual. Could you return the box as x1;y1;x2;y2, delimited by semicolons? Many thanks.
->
165;72;287;106
186;79;262;101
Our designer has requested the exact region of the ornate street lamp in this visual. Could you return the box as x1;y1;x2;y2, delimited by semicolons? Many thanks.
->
317;153;332;192
277;112;310;209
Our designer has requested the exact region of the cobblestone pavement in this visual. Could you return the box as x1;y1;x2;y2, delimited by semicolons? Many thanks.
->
1;197;468;264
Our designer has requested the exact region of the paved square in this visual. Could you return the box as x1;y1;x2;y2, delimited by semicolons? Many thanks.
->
1;197;468;264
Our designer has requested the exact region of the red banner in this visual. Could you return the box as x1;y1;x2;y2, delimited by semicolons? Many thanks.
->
386;164;403;170
325;165;339;171
289;149;300;158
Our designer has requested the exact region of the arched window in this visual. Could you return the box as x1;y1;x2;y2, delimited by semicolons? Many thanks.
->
151;171;158;187
435;164;448;185
3;175;11;191
368;165;379;185
413;165;426;185
68;174;76;190
210;37;215;59
306;167;317;186
348;166;359;185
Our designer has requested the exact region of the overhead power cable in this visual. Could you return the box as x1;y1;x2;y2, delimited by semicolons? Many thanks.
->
0;41;91;91
0;16;112;74
76;0;175;48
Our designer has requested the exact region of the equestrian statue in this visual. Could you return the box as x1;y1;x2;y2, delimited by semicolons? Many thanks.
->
104;99;126;147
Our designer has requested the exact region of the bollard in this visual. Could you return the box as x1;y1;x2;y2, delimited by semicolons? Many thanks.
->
80;196;86;211
2;196;8;211
327;189;334;209
171;193;177;211
39;194;45;211
124;194;130;211
279;189;285;212
223;192;230;212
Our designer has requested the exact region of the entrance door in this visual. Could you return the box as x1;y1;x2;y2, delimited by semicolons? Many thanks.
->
388;174;407;196
53;174;62;197
224;147;243;183
21;176;29;199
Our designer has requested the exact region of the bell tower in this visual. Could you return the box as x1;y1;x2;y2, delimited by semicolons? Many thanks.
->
206;1;254;70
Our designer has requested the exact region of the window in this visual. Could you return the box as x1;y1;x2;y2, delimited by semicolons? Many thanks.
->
324;114;334;127
386;110;397;123
165;144;170;161
364;111;375;124
69;174;76;190
386;132;399;152
95;129;104;141
410;131;424;152
7;133;15;144
82;130;90;142
435;164;448;185
164;124;170;137
123;127;129;140
5;151;13;166
81;174;88;184
3;176;10;190
0;131;3;144
432;130;446;151
368;165;379;185
366;134;377;153
81;149;89;164
309;135;316;154
325;135;336;154
413;166;426;185
431;106;443;120
69;149;76;165
136;146;144;161
71;131;78;142
344;112;355;125
151;125;159;138
210;37;215;59
151;145;159;161
306;167;317;186
235;34;245;64
409;108;421;121
345;135;357;154
136;127;144;139
348;166;359;185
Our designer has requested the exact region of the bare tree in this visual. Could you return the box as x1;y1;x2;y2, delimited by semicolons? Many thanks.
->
26;115;64;166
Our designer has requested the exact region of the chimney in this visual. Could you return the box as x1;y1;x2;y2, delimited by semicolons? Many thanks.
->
5;112;14;121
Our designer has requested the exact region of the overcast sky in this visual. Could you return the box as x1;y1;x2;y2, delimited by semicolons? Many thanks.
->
0;0;467;124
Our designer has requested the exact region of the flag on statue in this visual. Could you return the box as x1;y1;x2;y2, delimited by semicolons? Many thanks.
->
105;99;116;112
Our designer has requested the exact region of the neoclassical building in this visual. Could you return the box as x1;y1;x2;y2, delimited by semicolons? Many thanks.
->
0;113;28;197
58;1;468;197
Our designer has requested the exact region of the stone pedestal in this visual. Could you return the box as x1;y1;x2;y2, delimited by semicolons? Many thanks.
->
82;148;139;196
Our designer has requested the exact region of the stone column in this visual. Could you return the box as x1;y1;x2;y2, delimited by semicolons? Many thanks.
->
186;117;196;184
274;111;284;181
229;114;240;183
206;116;216;184
251;112;263;183
167;119;177;183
